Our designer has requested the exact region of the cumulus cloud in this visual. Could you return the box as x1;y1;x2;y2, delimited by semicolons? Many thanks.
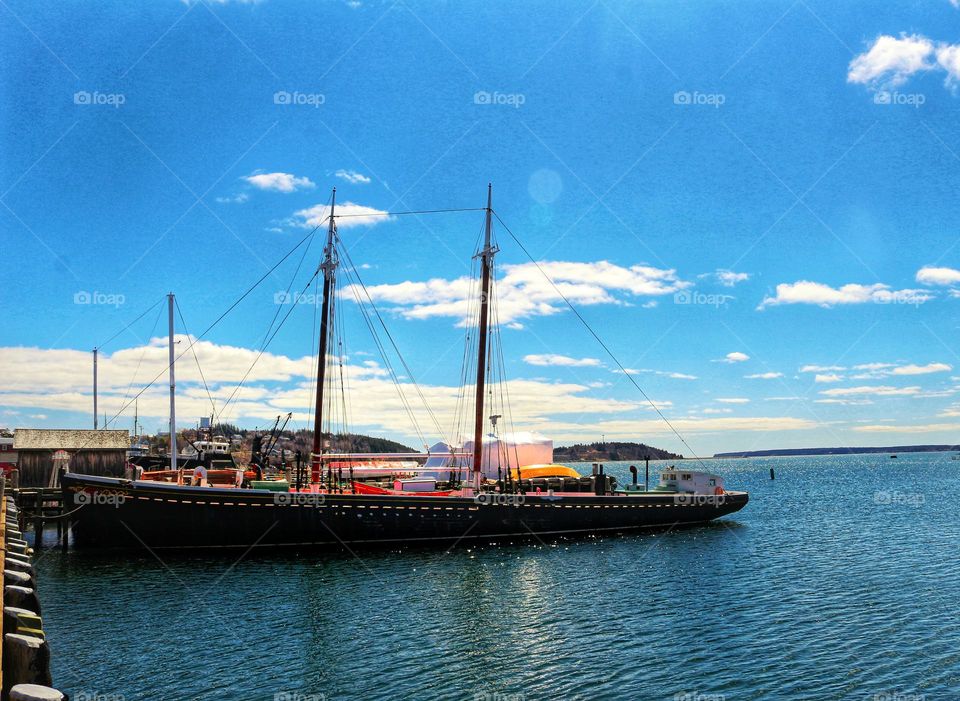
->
800;364;846;373
758;281;933;309
244;172;316;193
345;261;690;325
0;341;821;444
847;34;935;88
819;385;921;397
334;169;371;185
715;352;750;364
700;269;750;287
745;372;782;379
854;422;960;433
716;397;750;404
815;373;843;383
916;266;960;286
524;354;601;367
848;361;951;379
293;202;391;229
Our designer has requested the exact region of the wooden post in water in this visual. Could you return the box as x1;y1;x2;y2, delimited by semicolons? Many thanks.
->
770;467;775;480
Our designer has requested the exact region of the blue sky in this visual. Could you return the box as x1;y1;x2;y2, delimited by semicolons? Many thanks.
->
4;0;960;455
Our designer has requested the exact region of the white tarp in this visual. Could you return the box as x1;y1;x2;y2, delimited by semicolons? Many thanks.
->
422;432;553;480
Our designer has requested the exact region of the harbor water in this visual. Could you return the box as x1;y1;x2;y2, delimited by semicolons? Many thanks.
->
33;454;960;700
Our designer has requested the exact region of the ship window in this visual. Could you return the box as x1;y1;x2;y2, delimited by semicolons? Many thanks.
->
682;474;692;480
709;479;716;486
665;474;675;480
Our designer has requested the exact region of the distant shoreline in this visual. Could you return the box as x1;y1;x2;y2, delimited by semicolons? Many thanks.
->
713;445;960;458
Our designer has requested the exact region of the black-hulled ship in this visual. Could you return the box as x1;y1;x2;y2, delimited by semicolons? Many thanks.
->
61;187;748;549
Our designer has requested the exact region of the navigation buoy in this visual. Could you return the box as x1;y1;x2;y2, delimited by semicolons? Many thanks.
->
770;468;775;480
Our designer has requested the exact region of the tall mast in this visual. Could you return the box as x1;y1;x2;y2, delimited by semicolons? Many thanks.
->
472;184;495;490
311;189;337;476
168;292;177;472
92;348;98;429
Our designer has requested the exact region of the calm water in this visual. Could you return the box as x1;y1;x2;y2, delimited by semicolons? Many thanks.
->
31;454;960;700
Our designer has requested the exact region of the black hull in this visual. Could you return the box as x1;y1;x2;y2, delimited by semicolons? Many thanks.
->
61;473;748;550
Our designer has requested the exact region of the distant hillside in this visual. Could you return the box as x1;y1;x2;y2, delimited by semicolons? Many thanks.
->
554;441;682;462
714;444;960;458
206;425;416;454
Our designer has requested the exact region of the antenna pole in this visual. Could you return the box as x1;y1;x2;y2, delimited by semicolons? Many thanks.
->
168;292;177;473
93;348;98;429
472;184;495;491
311;189;337;481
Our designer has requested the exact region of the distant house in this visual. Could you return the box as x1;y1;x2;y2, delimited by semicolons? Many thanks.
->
0;436;16;475
13;429;130;487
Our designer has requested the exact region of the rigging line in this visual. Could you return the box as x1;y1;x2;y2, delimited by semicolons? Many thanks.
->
175;299;216;419
116;303;165;412
215;268;323;424
98;222;324;432
95;296;165;351
305;273;320;433
492;210;708;470
333;207;486;219
338;239;448;447
341;259;429;451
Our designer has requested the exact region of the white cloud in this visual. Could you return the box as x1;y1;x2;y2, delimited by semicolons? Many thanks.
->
916;265;960;286
854;422;960;433
345;261;690;325
758;281;933;309
700;269;750;287
702;408;733;414
215;193;249;204
848;34;935;88
715;352;749;363
745;372;782;379
293;202;391;229
716;397;750;404
623;368;698;381
819;385;921;397
937;44;960;88
334;169;371;185
800;364;846;373
891;362;952;375
244;172;316;193
813;398;873;406
814;373;843;383
524;354;601;368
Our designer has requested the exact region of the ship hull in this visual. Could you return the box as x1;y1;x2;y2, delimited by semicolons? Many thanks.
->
61;473;748;550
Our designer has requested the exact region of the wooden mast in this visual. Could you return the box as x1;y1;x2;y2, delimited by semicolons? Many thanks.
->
472;184;495;490
311;188;337;480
